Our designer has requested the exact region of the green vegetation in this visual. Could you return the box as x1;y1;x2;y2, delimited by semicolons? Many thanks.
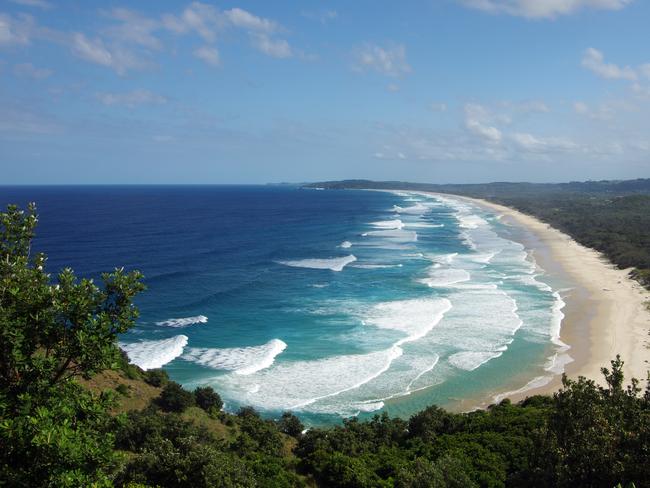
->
2;203;649;487
306;179;650;288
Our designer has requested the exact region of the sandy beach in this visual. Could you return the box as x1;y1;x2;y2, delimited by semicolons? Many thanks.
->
430;193;650;401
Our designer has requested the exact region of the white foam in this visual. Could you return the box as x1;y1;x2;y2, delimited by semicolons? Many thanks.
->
458;214;489;229
364;229;418;241
403;222;444;228
370;219;404;229
492;375;554;404
365;298;452;345
278;255;357;272
182;339;287;375
448;350;503;371
211;298;451;414
392;203;430;215
155;315;208;328
121;335;188;371
351;264;403;269
339;241;352;248
420;268;471;287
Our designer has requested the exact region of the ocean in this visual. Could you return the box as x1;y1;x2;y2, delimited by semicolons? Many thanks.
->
0;185;570;425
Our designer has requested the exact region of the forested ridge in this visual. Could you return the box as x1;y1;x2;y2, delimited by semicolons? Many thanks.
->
305;179;650;288
1;204;649;487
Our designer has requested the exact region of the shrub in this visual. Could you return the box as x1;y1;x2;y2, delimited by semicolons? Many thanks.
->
116;383;131;396
277;412;304;438
144;369;170;387
156;382;195;413
194;386;223;413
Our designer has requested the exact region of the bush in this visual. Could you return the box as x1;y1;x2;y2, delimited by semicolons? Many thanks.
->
277;412;304;438
194;386;223;413
144;369;170;388
156;382;195;413
116;383;131;396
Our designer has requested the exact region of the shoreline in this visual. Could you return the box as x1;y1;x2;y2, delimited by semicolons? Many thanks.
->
431;192;650;401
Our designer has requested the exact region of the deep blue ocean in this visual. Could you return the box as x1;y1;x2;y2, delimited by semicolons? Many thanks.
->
0;185;569;425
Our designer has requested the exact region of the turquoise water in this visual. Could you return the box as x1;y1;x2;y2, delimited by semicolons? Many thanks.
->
1;186;569;425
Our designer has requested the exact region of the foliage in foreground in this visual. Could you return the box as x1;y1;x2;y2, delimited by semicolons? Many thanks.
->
1;203;649;487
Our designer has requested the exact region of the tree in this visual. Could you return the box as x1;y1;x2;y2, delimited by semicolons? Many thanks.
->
0;204;145;486
277;411;304;438
194;386;223;413
157;382;195;412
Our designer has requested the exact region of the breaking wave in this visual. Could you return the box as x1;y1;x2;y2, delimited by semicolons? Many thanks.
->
121;335;188;371
278;255;357;272
156;315;208;328
183;339;287;375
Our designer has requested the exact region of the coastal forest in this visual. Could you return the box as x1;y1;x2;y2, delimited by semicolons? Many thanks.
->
2;203;649;487
306;179;650;289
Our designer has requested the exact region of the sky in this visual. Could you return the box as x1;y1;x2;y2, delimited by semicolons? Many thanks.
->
1;0;649;184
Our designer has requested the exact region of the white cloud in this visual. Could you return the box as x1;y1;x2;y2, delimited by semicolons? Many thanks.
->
510;132;578;152
162;2;223;42
0;13;34;46
194;45;220;66
458;0;633;19
103;8;162;50
224;7;277;33
97;89;168;108
582;48;637;80
9;0;52;9
252;34;291;58
430;102;447;112
162;5;292;59
387;83;400;92
71;33;147;74
13;62;52;79
353;43;411;77
464;103;502;142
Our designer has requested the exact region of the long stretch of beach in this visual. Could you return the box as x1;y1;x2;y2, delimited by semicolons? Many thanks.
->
436;193;650;400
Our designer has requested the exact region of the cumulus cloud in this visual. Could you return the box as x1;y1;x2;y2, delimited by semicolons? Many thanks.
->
13;62;52;79
162;4;292;58
252;34;291;58
194;45;220;66
582;48;637;80
353;43;411;77
103;8;162;50
464;103;502;143
96;89;168;108
161;2;223;42
458;0;633;19
71;33;148;74
224;7;277;33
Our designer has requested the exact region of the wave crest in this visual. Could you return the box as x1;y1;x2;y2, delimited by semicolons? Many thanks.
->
278;255;357;272
121;335;188;371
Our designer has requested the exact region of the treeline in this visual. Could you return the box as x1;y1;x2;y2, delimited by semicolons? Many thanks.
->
306;179;650;287
2;204;649;487
98;357;650;487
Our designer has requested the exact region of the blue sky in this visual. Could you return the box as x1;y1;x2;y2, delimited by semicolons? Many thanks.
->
1;0;649;184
